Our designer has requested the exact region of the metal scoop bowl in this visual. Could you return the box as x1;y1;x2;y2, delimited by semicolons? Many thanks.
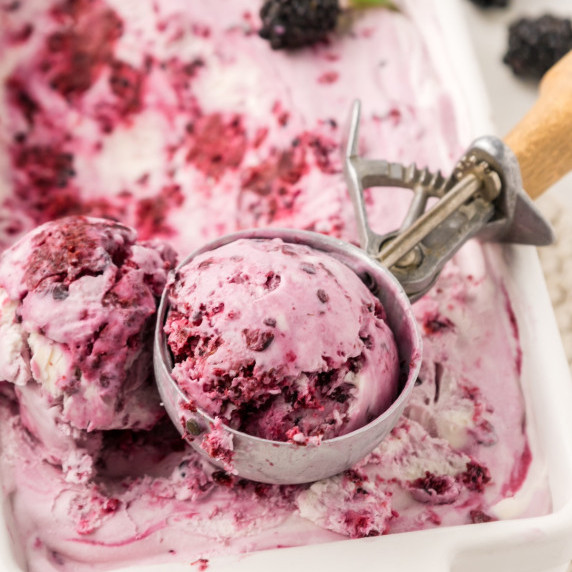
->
154;227;422;485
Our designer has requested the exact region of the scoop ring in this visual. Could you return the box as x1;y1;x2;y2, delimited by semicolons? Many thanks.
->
154;228;422;485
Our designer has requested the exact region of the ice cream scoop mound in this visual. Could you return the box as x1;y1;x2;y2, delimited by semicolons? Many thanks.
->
0;216;176;432
165;237;401;443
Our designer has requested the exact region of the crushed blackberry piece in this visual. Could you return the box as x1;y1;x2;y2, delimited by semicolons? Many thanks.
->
258;0;340;50
423;314;454;335
461;461;491;492
413;472;451;495
243;329;275;351
467;0;508;8
408;471;461;505
470;509;496;523
211;470;234;487
503;14;572;79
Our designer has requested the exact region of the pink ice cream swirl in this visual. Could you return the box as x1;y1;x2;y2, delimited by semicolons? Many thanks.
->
0;215;176;432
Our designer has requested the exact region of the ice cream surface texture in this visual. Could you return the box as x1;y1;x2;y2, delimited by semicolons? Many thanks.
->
0;0;550;570
165;237;400;443
0;216;175;432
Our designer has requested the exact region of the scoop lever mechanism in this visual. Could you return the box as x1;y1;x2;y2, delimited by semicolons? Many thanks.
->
343;100;554;301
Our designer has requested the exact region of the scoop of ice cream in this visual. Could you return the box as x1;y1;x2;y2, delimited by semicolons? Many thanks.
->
0;216;176;431
165;237;400;443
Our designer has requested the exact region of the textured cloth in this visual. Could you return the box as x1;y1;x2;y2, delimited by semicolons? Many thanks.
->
537;194;572;369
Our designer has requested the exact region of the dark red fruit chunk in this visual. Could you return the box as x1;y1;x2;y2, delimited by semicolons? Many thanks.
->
461;461;491;492
13;145;75;190
264;272;281;291
24;218;100;289
45;5;123;98
243;329;274;351
316;289;329;303
6;77;39;124
211;470;234;487
241;147;307;196
186;113;247;180
411;472;453;496
134;184;183;240
191;557;209;571
423;314;454;334
102;498;120;513
109;59;145;115
470;509;496;523
343;510;379;538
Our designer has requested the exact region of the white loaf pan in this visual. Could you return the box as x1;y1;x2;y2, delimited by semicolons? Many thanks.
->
1;0;572;571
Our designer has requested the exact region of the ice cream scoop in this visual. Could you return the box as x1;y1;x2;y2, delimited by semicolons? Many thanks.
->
154;51;572;485
154;228;421;484
164;237;401;445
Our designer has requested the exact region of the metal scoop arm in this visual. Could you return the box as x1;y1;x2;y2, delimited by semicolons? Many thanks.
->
344;100;554;301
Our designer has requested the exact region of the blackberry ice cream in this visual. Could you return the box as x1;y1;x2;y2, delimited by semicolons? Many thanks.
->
0;0;551;569
0;216;175;431
164;237;400;443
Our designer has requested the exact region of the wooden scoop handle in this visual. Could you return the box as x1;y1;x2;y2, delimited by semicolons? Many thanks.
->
504;50;572;199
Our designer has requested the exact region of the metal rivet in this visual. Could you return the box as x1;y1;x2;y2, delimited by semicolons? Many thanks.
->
395;246;424;269
186;419;204;436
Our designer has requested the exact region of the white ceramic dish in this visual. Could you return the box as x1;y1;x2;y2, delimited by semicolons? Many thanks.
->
1;0;572;571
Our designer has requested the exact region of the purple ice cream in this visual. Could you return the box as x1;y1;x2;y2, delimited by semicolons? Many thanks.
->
0;216;176;431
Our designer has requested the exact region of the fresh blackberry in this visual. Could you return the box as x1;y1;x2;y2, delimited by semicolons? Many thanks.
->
258;0;341;50
503;14;572;79
467;0;508;8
